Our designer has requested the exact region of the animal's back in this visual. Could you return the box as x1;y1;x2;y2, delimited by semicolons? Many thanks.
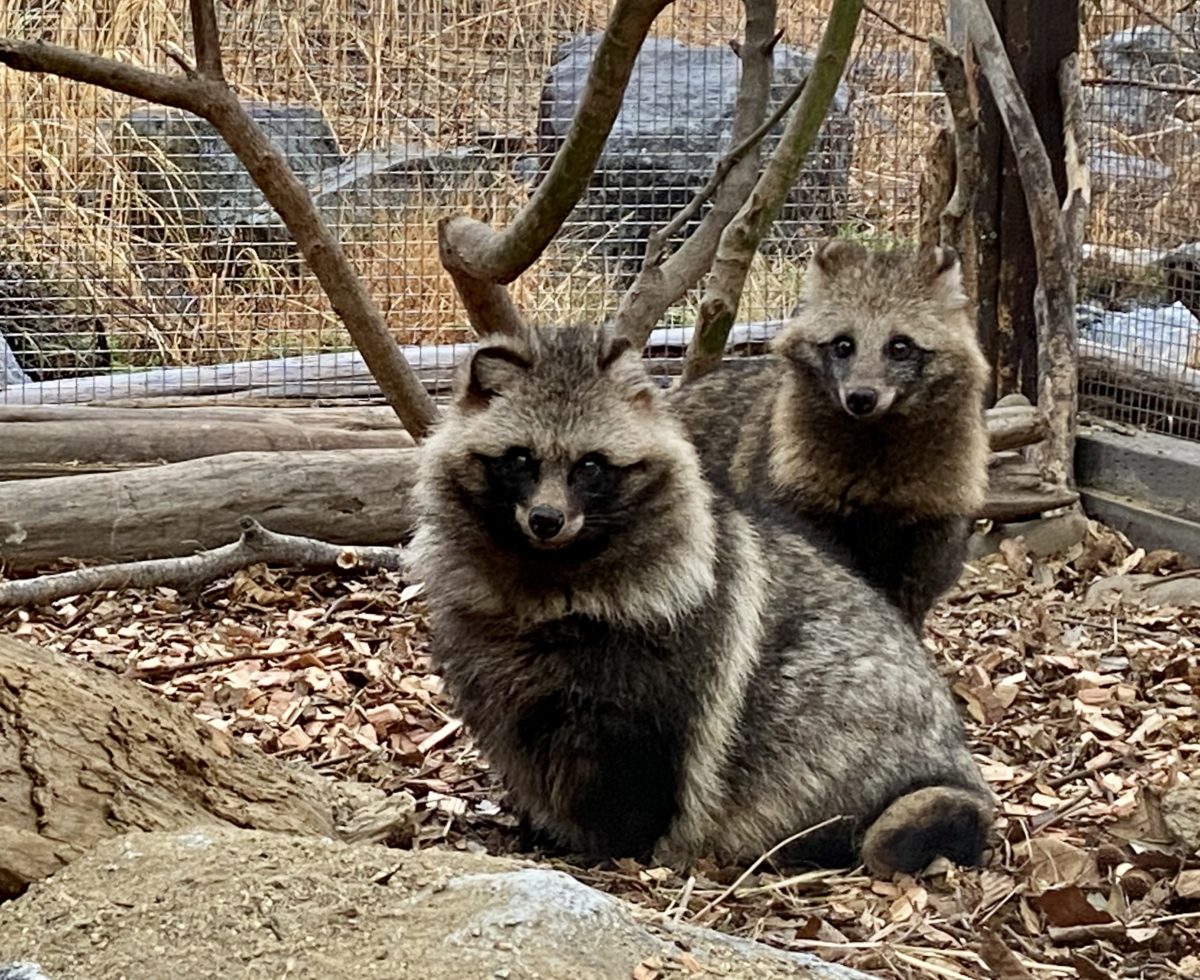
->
701;504;986;866
668;359;777;495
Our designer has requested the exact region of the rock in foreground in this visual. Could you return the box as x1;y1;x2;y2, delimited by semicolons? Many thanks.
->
0;828;869;980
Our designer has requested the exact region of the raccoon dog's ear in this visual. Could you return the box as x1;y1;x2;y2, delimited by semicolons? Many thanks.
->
916;244;968;312
597;334;635;370
597;333;656;410
811;239;868;280
459;342;533;410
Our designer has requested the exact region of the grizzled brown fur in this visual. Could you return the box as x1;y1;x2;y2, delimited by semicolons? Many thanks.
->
408;324;992;875
670;239;991;628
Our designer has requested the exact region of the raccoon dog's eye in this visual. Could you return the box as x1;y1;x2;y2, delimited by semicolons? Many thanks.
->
830;335;855;359
571;453;608;486
885;335;914;361
502;447;536;470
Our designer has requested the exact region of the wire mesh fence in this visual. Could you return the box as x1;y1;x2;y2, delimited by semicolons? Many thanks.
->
1079;0;1200;441
0;0;1197;440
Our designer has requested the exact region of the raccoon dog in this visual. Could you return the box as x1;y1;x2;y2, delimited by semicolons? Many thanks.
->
407;324;992;876
671;240;991;628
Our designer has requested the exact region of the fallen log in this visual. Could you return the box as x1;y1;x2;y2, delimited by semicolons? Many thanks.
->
0;448;417;572
0;323;782;406
0;404;407;427
0;410;414;480
985;404;1048;452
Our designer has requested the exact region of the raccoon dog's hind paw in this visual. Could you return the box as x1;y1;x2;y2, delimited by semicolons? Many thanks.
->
859;786;991;878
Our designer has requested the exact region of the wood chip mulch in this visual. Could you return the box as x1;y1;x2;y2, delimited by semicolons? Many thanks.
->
4;518;1199;979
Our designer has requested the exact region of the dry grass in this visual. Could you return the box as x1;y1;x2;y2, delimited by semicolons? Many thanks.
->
0;0;1192;374
0;0;944;371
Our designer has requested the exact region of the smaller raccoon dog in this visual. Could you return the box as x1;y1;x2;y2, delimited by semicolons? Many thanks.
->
671;239;991;628
408;323;993;877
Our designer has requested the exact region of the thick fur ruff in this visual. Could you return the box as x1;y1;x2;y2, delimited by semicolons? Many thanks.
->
670;240;992;627
409;325;993;873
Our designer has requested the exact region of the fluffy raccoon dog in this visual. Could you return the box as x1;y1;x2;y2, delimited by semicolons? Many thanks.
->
670;239;991;629
407;323;993;877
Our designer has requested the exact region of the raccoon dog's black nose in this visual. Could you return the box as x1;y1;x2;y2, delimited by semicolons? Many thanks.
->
845;388;879;416
528;505;566;540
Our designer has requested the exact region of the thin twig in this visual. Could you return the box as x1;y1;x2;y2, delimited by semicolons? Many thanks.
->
688;815;847;922
863;3;928;45
0;517;404;610
644;73;808;267
132;644;320;681
1083;74;1200;98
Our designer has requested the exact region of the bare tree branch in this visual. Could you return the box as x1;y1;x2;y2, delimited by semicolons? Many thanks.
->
189;0;225;81
929;38;979;259
1060;54;1091;270
0;517;404;610
0;13;439;439
437;0;675;334
958;0;1081;489
682;0;863;383
611;0;779;346
921;35;982;309
644;72;805;269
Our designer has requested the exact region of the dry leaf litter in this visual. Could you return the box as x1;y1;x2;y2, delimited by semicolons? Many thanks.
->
3;519;1199;980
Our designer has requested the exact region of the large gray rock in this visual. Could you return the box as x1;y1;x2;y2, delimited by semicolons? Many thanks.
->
1087;25;1200;135
114;103;344;236
0;333;28;387
239;144;497;247
0;827;870;980
0;254;108;382
534;34;854;276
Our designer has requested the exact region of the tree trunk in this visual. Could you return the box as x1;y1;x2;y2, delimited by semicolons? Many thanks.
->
0;632;359;898
0;448;418;571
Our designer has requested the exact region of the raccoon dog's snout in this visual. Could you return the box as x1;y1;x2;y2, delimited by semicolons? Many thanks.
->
838;383;896;419
844;387;878;417
527;504;565;540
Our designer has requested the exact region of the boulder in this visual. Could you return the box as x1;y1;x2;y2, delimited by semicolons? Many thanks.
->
0;333;28;387
1087;25;1200;135
239;144;497;248
0;827;871;980
533;34;854;277
1089;144;1172;198
113;103;343;237
0;253;108;383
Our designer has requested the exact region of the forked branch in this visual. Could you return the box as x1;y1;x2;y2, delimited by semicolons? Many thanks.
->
683;0;863;383
0;518;404;610
610;0;780;344
437;0;675;336
0;0;438;438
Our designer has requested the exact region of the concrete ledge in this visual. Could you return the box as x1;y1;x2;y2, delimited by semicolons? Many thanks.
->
1078;488;1200;562
1076;428;1200;522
